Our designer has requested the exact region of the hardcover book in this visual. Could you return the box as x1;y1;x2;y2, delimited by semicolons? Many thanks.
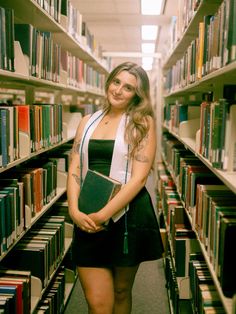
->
78;169;122;218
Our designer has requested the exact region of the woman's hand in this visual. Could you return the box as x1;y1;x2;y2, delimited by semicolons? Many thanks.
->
88;212;108;232
72;210;98;233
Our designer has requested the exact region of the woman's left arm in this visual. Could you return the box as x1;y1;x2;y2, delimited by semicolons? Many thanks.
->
90;116;157;225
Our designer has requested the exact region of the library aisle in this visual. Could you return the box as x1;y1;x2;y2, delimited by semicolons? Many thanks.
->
64;260;170;314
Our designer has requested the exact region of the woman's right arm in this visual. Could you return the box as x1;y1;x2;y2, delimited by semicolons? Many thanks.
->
66;115;97;231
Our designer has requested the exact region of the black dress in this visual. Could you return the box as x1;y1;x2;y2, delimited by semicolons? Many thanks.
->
72;139;164;267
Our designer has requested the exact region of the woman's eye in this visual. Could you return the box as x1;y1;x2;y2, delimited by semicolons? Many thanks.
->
113;79;120;85
125;85;134;92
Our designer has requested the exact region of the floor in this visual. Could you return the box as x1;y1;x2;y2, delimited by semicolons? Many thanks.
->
64;259;170;314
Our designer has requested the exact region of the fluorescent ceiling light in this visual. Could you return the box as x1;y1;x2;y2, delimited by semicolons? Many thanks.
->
142;25;158;40
142;56;153;71
141;0;163;15
142;63;153;71
142;43;155;53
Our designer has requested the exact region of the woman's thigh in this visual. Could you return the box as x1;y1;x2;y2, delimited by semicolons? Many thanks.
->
78;267;114;302
113;265;140;292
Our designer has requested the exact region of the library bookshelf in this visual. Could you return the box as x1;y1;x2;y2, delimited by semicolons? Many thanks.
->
159;1;236;314
0;0;108;312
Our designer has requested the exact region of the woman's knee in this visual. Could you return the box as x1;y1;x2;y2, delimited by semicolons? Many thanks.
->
85;289;114;313
114;286;132;303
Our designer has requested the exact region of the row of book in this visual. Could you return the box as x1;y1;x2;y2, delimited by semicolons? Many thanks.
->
36;266;66;314
0;256;75;313
158;165;227;313
195;183;236;297
189;253;226;313
33;0;62;24
0;4;107;93
198;98;236;172
163;96;236;172
60;0;103;59
15;23;61;82
159;149;236;298
0;7;14;72
165;0;236;93
15;22;106;91
0;268;31;314
61;49;106;91
0;103;63;168
29;0;104;62
170;0;201;50
1;215;66;289
163;101;200;135
0;158;60;256
165;255;180;314
0;194;75;314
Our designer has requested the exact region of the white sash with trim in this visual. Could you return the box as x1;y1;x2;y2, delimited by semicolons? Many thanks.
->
79;110;156;221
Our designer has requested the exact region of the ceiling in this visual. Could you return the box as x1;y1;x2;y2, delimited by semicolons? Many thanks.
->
76;0;177;70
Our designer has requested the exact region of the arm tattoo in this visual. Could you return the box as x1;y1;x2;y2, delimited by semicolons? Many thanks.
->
134;153;149;163
72;173;80;185
72;140;81;154
134;134;149;162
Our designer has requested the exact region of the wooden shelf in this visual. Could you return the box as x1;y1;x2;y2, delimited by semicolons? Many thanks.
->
160;1;236;313
0;69;105;97
0;182;67;262
162;153;233;314
163;0;222;71
2;0;109;74
198;241;232;314
163;126;236;194
0;137;74;174
164;61;236;98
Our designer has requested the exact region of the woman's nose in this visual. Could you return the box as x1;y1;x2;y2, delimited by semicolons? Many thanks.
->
114;85;122;94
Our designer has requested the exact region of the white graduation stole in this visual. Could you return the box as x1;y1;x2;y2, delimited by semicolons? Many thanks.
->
79;109;156;221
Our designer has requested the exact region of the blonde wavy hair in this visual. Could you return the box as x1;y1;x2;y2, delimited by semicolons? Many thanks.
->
101;62;155;157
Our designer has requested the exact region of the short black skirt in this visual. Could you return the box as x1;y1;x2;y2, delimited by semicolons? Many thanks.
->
72;187;164;268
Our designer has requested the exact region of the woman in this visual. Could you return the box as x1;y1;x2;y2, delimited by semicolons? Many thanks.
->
67;62;164;314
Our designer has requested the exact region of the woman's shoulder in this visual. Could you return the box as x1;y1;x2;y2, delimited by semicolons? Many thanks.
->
78;110;104;131
142;114;155;127
74;114;92;139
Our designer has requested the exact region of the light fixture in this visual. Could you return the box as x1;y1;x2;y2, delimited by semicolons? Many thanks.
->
141;0;163;15
142;56;153;71
141;25;158;40
142;43;155;53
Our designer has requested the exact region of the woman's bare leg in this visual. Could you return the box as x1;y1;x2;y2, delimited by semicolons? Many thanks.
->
113;265;139;314
78;267;114;314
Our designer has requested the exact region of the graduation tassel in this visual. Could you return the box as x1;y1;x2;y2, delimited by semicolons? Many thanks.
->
123;231;129;255
123;149;129;255
123;210;129;254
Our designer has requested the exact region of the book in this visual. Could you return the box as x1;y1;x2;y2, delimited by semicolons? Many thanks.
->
218;217;236;297
0;270;31;314
78;169;122;221
223;104;236;171
0;285;17;313
5;8;15;72
0;280;23;314
0;108;10;167
17;105;31;158
14;24;34;74
0;105;16;163
175;234;200;277
0;7;7;70
226;0;236;63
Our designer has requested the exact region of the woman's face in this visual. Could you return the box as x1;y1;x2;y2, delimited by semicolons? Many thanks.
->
107;70;137;111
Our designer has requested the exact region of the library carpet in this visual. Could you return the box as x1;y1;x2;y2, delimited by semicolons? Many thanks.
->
64;259;170;314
